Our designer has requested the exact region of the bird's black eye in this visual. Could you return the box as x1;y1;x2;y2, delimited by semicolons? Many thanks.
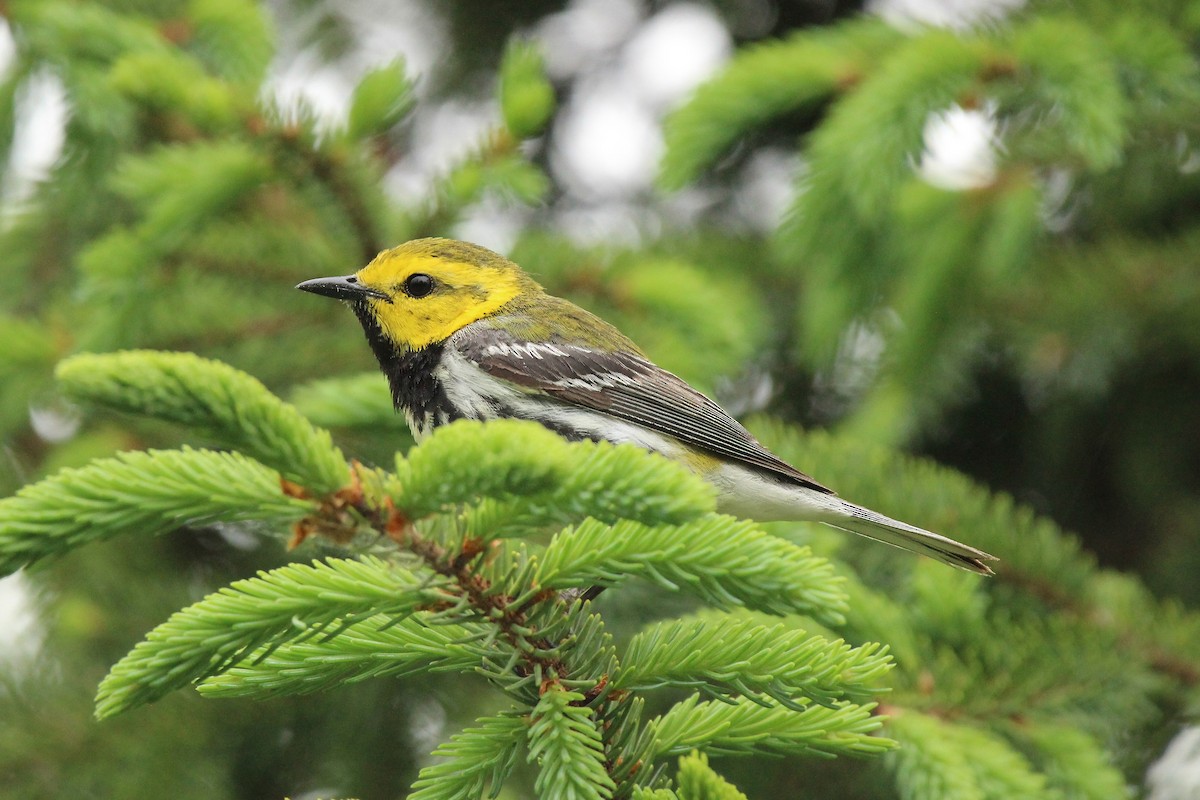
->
403;273;435;298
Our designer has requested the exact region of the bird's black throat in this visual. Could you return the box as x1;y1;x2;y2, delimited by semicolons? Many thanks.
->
352;302;453;429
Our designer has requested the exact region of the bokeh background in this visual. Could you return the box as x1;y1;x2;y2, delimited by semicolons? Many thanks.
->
3;0;1200;797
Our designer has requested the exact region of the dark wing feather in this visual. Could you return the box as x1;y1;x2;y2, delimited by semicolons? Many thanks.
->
454;324;833;494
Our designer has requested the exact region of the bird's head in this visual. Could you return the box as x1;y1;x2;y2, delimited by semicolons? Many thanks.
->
297;238;540;351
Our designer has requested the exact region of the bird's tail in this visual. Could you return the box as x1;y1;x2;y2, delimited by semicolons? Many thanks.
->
823;500;997;575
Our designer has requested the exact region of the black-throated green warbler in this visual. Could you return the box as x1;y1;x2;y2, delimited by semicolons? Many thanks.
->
298;238;996;574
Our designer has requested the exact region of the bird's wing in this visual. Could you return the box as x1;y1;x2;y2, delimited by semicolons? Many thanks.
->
452;323;833;494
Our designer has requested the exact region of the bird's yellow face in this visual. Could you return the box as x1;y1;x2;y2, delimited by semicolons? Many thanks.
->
299;238;539;351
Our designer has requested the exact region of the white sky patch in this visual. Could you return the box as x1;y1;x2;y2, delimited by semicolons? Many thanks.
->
263;49;352;128
918;105;999;190
1149;726;1200;800
870;0;1026;30
552;82;663;199
548;2;731;213
537;0;643;80
0;574;44;669
346;0;443;78
555;201;655;246
262;0;444;132
1174;132;1200;175
407;696;448;755
734;147;802;232
2;70;68;210
384;98;496;204
811;315;895;419
0;20;14;75
453;197;528;255
622;3;732;111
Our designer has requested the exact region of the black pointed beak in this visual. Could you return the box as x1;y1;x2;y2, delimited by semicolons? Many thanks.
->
295;275;389;302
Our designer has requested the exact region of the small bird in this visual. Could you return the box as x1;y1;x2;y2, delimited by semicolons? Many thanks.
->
298;238;996;574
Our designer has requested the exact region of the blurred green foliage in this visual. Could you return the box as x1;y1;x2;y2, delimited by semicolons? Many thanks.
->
2;0;1200;798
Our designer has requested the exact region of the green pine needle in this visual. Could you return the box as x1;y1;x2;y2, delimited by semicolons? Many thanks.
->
676;751;749;800
0;447;311;576
536;516;847;624
616;616;892;709
407;714;527;800
887;711;1053;800
95;556;448;719
1009;17;1127;171
527;686;616;800
197;613;483;698
659;18;903;190
391;419;575;519
56;350;351;492
464;438;716;535
631;789;679;800
189;0;275;86
650;694;893;760
1017;723;1129;800
347;59;414;140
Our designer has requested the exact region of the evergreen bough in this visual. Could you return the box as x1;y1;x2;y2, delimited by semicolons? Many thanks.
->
4;349;1194;797
0;351;893;798
3;1;1199;796
661;4;1200;446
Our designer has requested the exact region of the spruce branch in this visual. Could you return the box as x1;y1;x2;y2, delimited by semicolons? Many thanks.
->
390;419;575;519
345;59;414;141
196;613;483;698
631;790;677;800
464;439;717;535
388;523;600;703
107;140;270;248
1008;17;1127;170
902;613;1157;731
754;420;1200;692
499;40;555;140
407;714;527;800
56;350;351;492
405;123;546;240
0;447;311;576
187;0;275;87
476;605;619;700
527;685;616;800
597;695;655;789
941;724;1052;799
1017;723;1128;800
886;180;1039;391
659;17;902;189
107;50;240;134
676;751;750;800
265;121;387;263
22;353;885;792
0;314;58;375
649;695;891;760
886;709;981;800
13;2;167;72
615;616;892;709
285;499;580;710
797;29;994;225
535;516;847;624
95;556;447;718
1101;16;1200;114
887;710;1053;800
